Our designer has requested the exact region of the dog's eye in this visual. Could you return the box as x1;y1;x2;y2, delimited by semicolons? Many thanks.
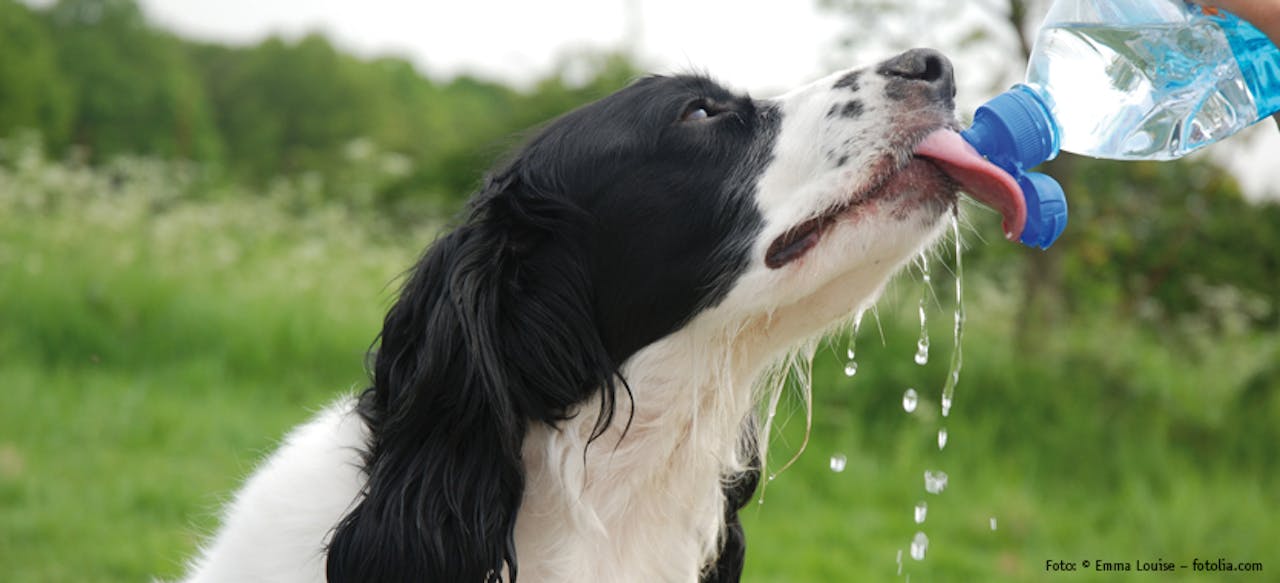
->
680;100;716;122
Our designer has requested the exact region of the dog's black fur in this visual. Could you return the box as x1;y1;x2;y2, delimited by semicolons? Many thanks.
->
325;75;780;583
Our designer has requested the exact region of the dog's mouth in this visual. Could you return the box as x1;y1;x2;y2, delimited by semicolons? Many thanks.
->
765;128;1025;270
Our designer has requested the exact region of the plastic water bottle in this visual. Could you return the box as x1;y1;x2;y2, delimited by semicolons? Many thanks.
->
961;0;1280;249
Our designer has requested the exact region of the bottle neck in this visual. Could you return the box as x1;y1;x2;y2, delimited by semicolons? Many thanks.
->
962;85;1061;173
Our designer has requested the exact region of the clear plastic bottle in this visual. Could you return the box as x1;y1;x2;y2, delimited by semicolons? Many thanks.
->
960;0;1280;248
1027;0;1280;160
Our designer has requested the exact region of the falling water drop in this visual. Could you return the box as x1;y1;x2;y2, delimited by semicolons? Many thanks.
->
909;531;929;561
914;338;930;366
924;470;948;494
913;501;928;524
844;313;863;377
896;549;903;575
902;388;919;413
937;427;948;450
829;454;847;473
990;517;998;531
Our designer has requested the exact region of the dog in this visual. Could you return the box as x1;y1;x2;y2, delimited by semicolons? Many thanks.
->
181;48;1022;583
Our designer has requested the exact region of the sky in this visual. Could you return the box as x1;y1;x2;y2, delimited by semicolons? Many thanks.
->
90;1;1280;200
135;0;850;95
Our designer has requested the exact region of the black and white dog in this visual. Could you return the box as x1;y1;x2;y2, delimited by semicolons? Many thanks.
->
182;49;1022;583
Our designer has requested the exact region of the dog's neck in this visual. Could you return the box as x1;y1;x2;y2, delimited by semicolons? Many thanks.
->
513;316;769;583
510;264;889;582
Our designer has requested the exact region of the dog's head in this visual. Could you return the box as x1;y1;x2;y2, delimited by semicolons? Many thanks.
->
485;49;986;363
328;49;1018;582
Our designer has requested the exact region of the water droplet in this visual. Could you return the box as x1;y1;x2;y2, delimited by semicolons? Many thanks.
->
844;315;861;377
909;531;929;561
924;470;948;494
913;501;928;524
937;427;948;450
829;454;847;473
914;337;929;365
990;517;998;531
896;549;903;575
767;473;777;482
902;388;918;413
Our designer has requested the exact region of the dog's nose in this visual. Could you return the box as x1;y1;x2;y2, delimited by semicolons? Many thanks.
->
877;49;956;100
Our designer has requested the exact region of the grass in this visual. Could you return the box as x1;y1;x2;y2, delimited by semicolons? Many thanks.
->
1;148;1276;581
742;303;1279;582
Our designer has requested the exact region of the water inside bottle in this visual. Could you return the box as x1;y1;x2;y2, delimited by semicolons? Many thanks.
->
1028;22;1259;160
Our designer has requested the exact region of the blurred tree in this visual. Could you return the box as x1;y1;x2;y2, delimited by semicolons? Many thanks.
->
190;34;381;178
45;0;222;162
1;0;645;215
0;0;74;149
374;51;642;212
186;31;641;211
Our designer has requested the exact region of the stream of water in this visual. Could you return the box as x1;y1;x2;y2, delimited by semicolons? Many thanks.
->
902;211;970;570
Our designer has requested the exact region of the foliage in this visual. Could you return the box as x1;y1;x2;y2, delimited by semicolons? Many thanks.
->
0;0;73;146
44;0;222;161
0;139;414;579
0;147;1275;581
0;0;643;213
957;156;1280;330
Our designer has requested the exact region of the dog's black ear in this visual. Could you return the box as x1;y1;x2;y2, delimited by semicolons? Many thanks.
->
326;169;621;583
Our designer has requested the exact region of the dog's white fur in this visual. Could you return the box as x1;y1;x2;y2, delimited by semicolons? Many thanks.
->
183;64;952;583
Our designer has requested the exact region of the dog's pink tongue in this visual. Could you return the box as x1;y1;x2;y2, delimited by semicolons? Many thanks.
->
915;129;1026;241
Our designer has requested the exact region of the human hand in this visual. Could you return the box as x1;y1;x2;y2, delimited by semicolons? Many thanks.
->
1191;0;1280;45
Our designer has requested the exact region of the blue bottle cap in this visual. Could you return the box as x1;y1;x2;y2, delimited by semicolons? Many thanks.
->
1018;172;1068;249
962;85;1061;171
962;85;1067;249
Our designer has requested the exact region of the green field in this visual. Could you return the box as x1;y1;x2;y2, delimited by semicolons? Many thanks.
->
2;149;1277;582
